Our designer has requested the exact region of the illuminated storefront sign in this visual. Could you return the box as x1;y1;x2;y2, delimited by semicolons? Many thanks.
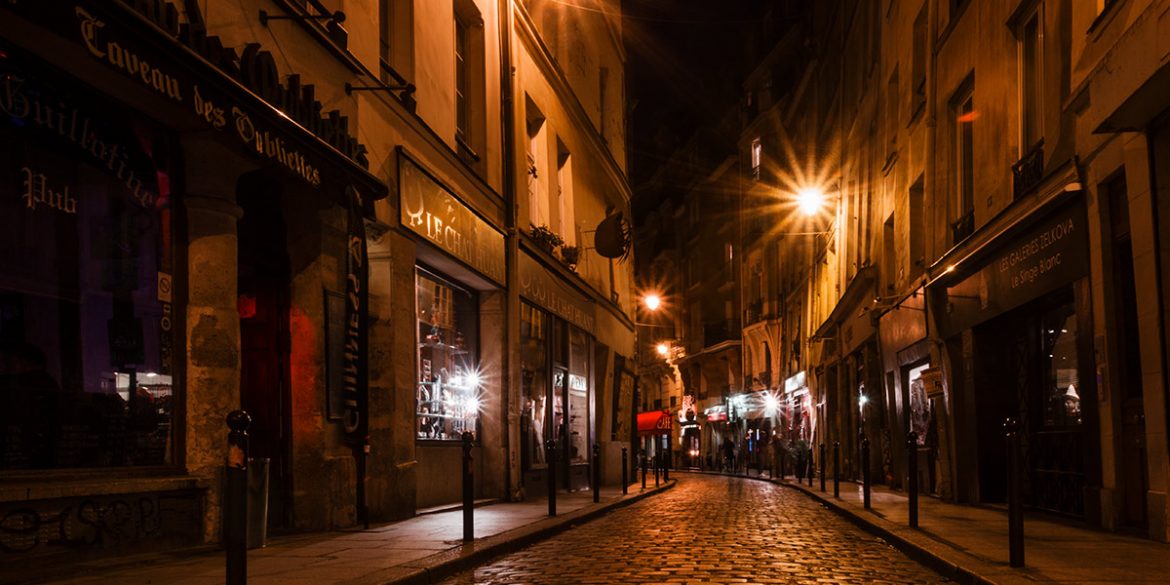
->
399;154;506;285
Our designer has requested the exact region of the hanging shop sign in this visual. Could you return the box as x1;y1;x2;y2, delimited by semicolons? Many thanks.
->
636;410;672;435
939;198;1088;336
1;0;386;201
518;253;595;331
399;154;505;285
703;405;727;422
342;186;369;443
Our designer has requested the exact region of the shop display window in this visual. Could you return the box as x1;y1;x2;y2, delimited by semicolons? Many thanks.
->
0;51;176;469
1042;308;1081;427
415;267;479;440
520;302;547;469
567;327;589;463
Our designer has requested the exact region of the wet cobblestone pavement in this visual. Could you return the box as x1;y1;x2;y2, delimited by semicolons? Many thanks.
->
438;473;952;584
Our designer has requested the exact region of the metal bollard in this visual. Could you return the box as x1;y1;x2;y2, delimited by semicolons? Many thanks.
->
833;441;840;498
462;432;474;542
1006;418;1024;567
807;454;814;487
664;451;670;482
225;411;250;585
819;443;826;492
641;451;647;489
654;454;660;487
861;433;871;509
779;447;786;480
592;443;601;503
907;431;919;528
621;448;629;494
546;439;557;517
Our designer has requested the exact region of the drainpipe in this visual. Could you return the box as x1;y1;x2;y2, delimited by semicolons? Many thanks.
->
498;0;519;501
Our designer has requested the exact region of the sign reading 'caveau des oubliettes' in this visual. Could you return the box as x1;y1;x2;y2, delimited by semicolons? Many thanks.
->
0;0;379;194
399;155;505;285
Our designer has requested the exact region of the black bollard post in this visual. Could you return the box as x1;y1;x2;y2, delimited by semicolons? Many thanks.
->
663;449;670;482
907;431;919;528
462;432;474;542
779;446;786;480
807;454;814;487
819;443;826;492
546;439;557;517
641;450;648;489
225;411;250;585
1006;418;1024;567
861;433;871;509
654;453;660;487
621;448;629;494
592;443;601;503
833;440;840;498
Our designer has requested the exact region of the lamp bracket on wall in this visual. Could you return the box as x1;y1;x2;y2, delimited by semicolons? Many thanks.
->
259;9;346;27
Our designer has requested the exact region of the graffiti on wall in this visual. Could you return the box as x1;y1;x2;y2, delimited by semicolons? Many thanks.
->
0;492;200;555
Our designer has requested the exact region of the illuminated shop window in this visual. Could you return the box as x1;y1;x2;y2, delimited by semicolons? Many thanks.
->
0;50;176;470
415;267;480;440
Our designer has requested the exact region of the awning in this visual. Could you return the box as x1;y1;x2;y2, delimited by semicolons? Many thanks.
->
637;410;672;435
704;405;727;422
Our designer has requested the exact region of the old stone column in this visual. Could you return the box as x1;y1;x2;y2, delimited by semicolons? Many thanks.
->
182;135;252;543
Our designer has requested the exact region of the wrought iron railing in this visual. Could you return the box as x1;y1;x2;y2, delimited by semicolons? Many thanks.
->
951;210;974;244
1012;143;1044;200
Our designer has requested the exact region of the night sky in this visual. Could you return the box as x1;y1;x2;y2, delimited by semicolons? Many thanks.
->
624;0;769;218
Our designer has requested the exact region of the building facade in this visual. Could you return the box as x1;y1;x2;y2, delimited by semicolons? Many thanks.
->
0;0;634;573
727;0;1170;540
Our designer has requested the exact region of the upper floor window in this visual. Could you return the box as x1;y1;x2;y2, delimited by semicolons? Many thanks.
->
379;0;392;67
455;15;469;142
1019;6;1043;153
750;138;762;180
377;0;415;96
556;140;575;246
453;0;485;170
911;4;927;119
951;78;975;242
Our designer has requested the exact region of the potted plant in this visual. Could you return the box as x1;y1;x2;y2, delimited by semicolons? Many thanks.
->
528;224;563;253
560;245;580;270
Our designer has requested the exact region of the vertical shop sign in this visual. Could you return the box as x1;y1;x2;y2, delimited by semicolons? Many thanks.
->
343;186;369;443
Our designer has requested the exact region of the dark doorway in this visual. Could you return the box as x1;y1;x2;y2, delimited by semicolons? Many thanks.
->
237;173;291;531
973;289;1088;517
1105;172;1147;528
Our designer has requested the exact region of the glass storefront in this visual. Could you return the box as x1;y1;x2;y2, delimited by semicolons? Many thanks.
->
0;49;176;470
520;302;547;468
415;267;480;440
519;301;592;479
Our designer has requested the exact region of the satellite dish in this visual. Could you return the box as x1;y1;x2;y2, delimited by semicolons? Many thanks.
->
594;211;630;260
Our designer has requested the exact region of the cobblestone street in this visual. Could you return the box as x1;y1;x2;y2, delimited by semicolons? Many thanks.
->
439;474;951;584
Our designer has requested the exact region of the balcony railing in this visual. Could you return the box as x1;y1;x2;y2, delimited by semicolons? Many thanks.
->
745;299;763;325
703;320;741;348
1012;143;1044;200
951;210;974;244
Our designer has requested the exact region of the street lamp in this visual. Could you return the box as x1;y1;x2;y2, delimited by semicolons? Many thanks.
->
642;293;662;312
656;342;670;357
796;187;826;216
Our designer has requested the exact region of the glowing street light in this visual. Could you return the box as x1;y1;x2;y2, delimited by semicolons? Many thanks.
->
796;187;826;216
643;293;662;312
656;342;669;357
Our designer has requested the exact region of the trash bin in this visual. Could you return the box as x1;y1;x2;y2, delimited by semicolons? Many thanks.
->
247;457;270;549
